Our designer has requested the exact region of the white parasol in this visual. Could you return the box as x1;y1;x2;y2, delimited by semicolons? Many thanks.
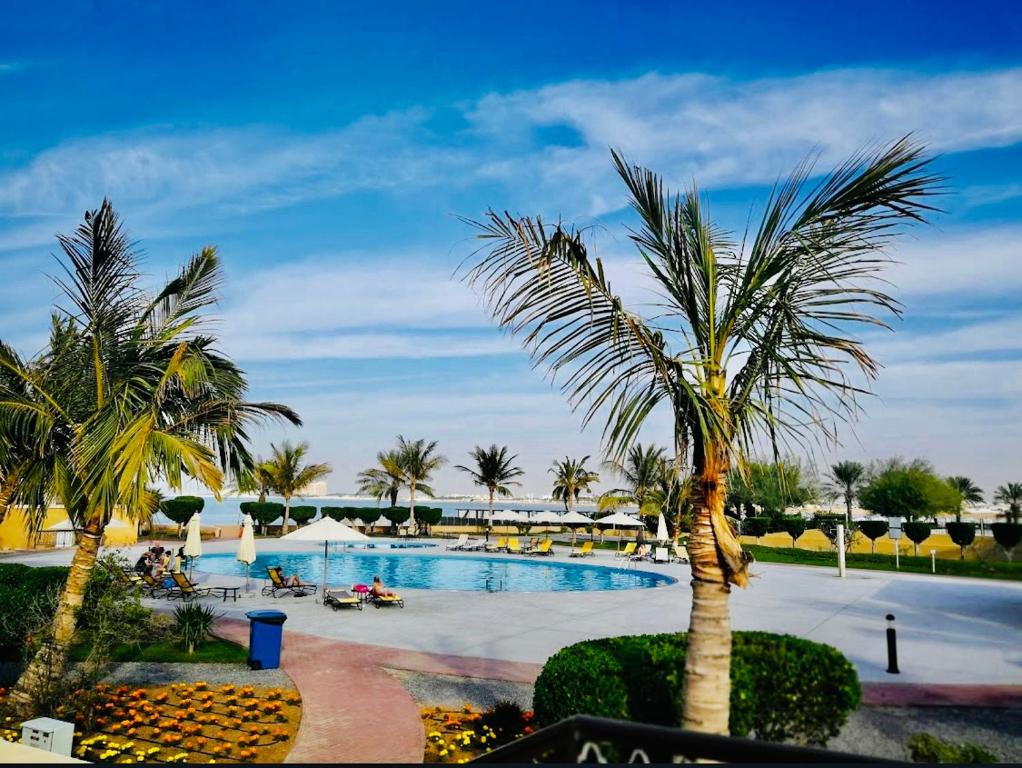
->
236;513;257;592
656;513;669;544
183;512;203;577
280;516;370;595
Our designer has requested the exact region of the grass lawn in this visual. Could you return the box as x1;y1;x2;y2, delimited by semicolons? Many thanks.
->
69;637;248;664
744;544;1022;581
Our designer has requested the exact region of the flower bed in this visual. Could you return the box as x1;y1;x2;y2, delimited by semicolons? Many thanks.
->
0;682;301;763
421;702;535;763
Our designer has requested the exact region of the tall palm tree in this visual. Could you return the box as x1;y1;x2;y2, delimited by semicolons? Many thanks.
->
461;138;939;733
550;456;600;513
599;443;668;519
455;444;524;540
0;201;300;716
994;482;1022;524
947;476;984;523
235;458;277;503
827;461;866;526
263;441;331;531
395;435;446;532
357;448;405;507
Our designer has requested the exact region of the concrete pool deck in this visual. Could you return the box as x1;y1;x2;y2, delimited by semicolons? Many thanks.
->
7;539;1022;685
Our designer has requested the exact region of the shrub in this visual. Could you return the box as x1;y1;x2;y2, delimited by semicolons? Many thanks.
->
290;505;317;526
0;564;69;660
742;517;770;539
907;732;997;763
902;521;932;555
857;520;889;553
383;506;411;531
416;506;443;534
945;522;976;560
321;506;345;521
357;507;382;526
159;496;205;526
241;501;285;533
991;523;1022;562
478;700;530;747
780;516;807;547
173;603;221;654
812;514;855;550
533;631;860;745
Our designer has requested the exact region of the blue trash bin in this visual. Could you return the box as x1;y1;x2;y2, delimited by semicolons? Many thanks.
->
246;610;287;670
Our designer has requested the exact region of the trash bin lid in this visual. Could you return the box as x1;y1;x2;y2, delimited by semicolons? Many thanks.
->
246;609;287;624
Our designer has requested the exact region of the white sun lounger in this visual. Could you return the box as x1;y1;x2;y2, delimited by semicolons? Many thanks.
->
447;534;469;550
653;546;670;564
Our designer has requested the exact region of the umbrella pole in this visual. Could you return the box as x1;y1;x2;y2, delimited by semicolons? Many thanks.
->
245;562;251;594
322;540;329;602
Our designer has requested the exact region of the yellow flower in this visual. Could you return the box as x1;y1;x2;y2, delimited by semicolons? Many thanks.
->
439;749;449;756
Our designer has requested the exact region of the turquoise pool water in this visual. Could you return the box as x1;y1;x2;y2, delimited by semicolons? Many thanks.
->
198;551;674;592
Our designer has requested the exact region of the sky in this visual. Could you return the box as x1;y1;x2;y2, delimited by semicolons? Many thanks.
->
0;1;1020;498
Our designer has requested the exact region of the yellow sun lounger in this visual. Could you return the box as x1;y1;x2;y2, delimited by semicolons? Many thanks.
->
528;539;554;556
506;537;523;554
570;541;594;558
615;542;637;558
485;536;508;552
369;592;405;608
324;589;363;611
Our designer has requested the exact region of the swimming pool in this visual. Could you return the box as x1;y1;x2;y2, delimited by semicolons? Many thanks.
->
197;551;674;592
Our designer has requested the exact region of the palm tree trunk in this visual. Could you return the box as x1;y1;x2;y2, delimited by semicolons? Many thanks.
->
8;516;103;717
844;490;852;527
486;488;493;542
409;482;416;534
282;495;291;533
682;446;738;735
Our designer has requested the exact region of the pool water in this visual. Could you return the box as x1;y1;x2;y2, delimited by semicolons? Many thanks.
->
198;551;674;592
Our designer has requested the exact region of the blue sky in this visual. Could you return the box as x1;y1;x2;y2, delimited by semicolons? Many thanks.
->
1;1;1020;497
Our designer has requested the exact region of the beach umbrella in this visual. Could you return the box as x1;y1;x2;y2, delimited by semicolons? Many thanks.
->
531;510;563;524
236;514;257;593
559;510;593;545
656;513;669;544
279;516;369;595
595;511;644;549
183;512;203;578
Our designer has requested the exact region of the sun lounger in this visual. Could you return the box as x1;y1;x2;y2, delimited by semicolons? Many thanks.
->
506;537;523;554
447;534;469;550
671;543;690;563
485;536;507;552
169;572;239;602
653;546;669;563
116;566;166;598
138;571;175;598
324;588;363;611
368;591;404;608
462;538;486;551
629;545;650;561
261;566;318;598
615;542;636;558
529;539;554;556
569;541;594;558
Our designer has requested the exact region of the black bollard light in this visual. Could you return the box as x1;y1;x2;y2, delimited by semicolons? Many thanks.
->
885;613;900;674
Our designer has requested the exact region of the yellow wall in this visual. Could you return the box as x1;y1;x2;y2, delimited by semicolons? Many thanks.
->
740;528;1002;561
0;507;138;551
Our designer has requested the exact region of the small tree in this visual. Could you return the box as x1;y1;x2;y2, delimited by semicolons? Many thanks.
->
742;517;770;541
857;520;889;554
945;521;976;560
383;506;411;534
417;507;443;535
780;516;807;548
159;496;205;533
290;506;317;527
321;506;345;521
357;508;382;527
902;521;932;556
859;461;961;523
990;523;1022;562
240;501;284;534
813;513;855;551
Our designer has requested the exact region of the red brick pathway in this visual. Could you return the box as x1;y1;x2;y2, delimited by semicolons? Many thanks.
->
862;683;1022;708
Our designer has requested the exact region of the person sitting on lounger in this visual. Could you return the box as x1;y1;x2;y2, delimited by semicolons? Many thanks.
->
134;552;152;575
276;567;303;587
370;575;396;598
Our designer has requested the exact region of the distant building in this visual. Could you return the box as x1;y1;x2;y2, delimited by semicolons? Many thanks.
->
298;480;329;497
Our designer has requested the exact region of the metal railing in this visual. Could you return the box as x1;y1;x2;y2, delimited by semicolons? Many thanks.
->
473;715;897;764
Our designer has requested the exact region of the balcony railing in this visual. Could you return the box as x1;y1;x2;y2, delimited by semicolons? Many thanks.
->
473;715;896;764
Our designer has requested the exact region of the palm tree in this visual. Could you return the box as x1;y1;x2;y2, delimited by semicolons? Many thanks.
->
947;476;984;523
263;441;331;531
600;443;668;518
0;201;300;716
357;449;405;507
994;482;1022;524
827;461;866;526
235;458;276;503
455;444;524;540
396;435;446;532
550;456;600;513
461;138;939;733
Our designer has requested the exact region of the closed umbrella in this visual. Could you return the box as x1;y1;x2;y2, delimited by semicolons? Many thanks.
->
656;513;669;544
279;516;370;595
236;514;257;593
183;512;203;578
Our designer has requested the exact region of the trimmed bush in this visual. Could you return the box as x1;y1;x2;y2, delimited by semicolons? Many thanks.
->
780;516;807;547
417;506;443;534
991;523;1022;562
321;506;345;521
533;631;860;745
907;732;997;763
383;506;411;530
945;522;976;560
290;505;317;526
902;521;932;555
742;517;770;539
357;507;382;525
240;501;284;533
159;495;204;526
857;520;889;553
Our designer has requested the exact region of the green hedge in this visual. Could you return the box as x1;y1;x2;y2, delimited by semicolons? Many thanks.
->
239;501;284;531
0;564;70;659
532;631;860;745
